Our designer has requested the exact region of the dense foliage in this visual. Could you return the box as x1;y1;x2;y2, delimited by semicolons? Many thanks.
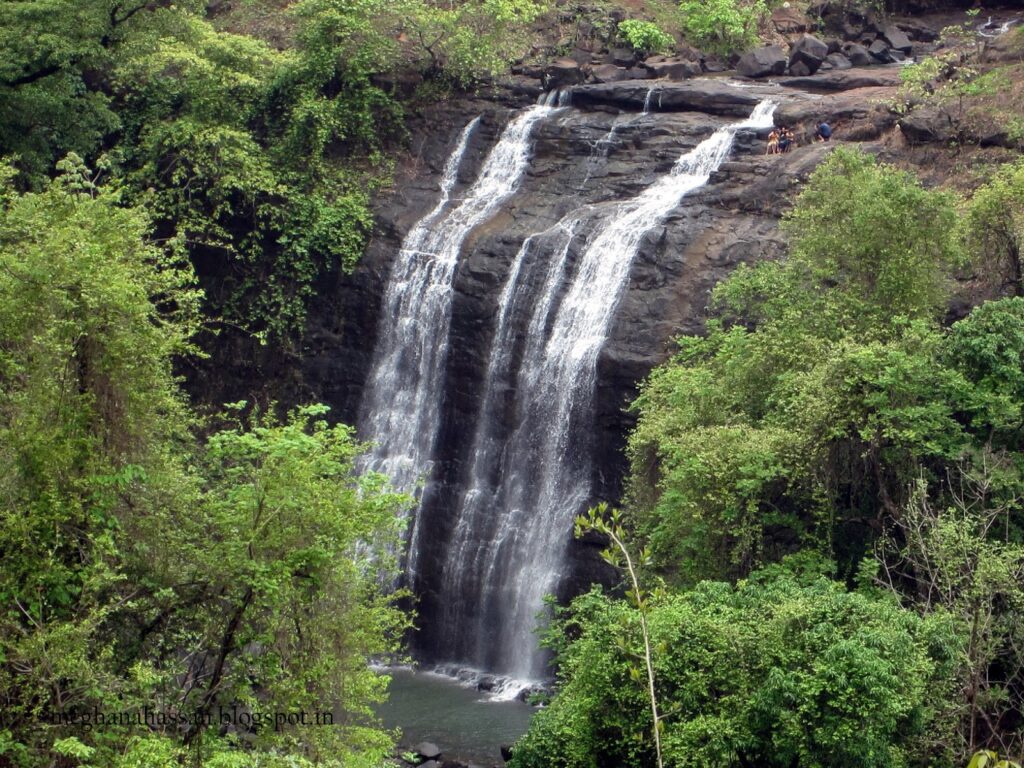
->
966;159;1024;297
512;567;944;768
677;0;767;56
628;149;966;582
0;167;411;766
514;148;1024;766
617;20;675;56
0;0;546;337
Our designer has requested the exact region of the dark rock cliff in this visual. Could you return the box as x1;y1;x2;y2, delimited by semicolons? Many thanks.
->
278;73;899;664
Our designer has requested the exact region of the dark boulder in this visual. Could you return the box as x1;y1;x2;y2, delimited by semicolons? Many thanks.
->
867;39;891;61
590;64;630;83
570;80;762;117
878;23;912;53
500;745;514;762
543;58;584;88
788;34;830;75
825;52;853;70
898;106;956;145
737;45;788;78
475;675;496;691
610;47;636;67
788;60;813;77
843;42;873;67
898;18;939;42
625;66;653;80
777;66;901;92
644;56;702;80
512;61;545;79
701;55;729;73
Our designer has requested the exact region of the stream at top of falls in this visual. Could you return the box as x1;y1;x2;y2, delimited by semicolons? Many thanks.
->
357;94;777;699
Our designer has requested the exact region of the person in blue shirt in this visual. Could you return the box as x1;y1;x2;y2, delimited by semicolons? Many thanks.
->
816;121;833;142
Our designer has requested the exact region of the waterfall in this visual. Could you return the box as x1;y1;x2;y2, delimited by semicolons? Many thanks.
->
358;104;556;580
433;99;777;686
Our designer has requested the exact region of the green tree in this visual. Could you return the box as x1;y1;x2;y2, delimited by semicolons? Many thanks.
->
0;164;411;767
966;160;1024;297
617;20;674;56
0;158;201;763
628;149;966;581
0;0;202;185
677;0;766;56
511;566;942;768
876;467;1024;759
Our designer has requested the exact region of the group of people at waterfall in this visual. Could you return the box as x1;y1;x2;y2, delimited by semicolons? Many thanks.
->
765;121;832;155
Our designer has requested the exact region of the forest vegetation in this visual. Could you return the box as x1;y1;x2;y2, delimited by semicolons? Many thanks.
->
2;0;1024;767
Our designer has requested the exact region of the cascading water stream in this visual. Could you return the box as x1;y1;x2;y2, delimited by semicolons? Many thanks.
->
358;104;556;580
434;99;777;688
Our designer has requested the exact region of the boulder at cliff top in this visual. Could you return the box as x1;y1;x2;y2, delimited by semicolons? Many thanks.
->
737;45;788;78
590;64;630;83
544;58;584;88
643;56;701;80
777;66;901;92
898;106;955;145
788;34;830;75
610;47;636;67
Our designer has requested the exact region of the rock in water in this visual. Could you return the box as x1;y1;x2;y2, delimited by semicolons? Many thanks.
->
737;45;788;78
788;34;830;75
416;742;442;761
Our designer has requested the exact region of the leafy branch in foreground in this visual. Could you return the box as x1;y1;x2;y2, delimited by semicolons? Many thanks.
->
575;504;663;768
968;749;1023;768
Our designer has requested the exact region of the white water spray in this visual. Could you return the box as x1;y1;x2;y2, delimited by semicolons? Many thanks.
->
358;105;555;580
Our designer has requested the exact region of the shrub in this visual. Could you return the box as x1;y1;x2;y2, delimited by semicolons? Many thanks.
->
617;19;674;55
677;0;766;56
511;572;943;768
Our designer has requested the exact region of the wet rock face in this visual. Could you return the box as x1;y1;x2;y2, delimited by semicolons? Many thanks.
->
288;74;899;667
